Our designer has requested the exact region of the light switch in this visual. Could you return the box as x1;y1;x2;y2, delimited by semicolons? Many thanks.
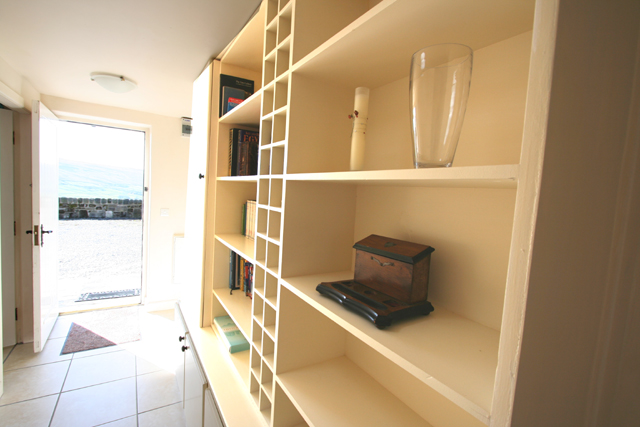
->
160;208;169;217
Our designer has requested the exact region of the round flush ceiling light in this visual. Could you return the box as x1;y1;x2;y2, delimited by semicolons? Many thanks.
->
90;72;137;93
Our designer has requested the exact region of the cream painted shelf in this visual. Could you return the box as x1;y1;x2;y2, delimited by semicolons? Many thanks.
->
215;233;256;262
291;0;533;89
282;272;497;423
217;176;259;183
213;288;254;340
277;356;434;427
286;165;519;189
219;89;262;126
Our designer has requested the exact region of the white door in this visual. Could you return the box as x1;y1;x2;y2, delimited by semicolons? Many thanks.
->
183;61;213;306
1;108;15;349
31;100;59;353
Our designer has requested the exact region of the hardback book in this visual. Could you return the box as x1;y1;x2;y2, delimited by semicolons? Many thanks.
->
222;86;250;115
219;74;254;117
237;131;259;176
213;316;249;353
229;129;259;176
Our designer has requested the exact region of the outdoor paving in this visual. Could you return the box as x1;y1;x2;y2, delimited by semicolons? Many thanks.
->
58;219;143;313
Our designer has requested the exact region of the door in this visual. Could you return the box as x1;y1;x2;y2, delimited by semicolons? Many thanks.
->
183;61;214;310
204;388;224;427
1;108;15;349
184;333;206;427
31;100;59;353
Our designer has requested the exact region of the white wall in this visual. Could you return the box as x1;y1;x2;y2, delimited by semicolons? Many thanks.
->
41;95;190;308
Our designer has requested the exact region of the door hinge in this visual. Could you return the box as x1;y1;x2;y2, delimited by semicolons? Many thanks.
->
15;308;18;321
14;221;17;236
13;131;16;145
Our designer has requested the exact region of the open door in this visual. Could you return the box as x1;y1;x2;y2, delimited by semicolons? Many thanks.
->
31;100;59;353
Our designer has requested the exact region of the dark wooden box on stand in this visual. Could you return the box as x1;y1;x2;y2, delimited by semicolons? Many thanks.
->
316;235;435;329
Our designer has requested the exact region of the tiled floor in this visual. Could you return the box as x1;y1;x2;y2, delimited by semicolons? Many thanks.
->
1;308;186;427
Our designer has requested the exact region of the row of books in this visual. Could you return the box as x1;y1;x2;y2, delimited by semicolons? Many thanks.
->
229;128;259;176
220;74;254;117
242;200;256;240
229;251;253;298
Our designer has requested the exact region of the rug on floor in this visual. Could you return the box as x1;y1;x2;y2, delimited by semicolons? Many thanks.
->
76;288;141;302
60;306;142;354
61;323;116;354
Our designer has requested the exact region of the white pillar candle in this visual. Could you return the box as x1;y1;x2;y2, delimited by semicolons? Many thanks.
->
350;87;370;171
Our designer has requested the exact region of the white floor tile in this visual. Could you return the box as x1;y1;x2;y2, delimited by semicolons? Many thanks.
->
50;316;75;339
97;415;138;427
71;343;125;359
51;377;137;427
138;402;186;427
3;345;13;362
63;350;136;391
0;394;58;427
3;338;72;371
137;370;182;413
0;361;70;406
136;356;163;376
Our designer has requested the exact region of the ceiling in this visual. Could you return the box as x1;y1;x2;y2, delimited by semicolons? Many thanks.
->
0;0;262;118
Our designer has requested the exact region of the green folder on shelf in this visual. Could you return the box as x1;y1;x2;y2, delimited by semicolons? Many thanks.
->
213;316;250;353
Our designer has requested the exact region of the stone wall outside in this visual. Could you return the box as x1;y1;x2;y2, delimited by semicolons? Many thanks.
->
59;197;142;219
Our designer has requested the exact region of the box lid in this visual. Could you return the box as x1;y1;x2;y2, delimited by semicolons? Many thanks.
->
353;235;434;264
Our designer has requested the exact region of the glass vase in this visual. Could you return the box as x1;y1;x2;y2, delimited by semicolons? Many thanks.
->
410;43;473;168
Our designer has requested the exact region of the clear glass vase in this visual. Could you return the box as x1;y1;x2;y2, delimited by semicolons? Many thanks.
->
410;43;473;168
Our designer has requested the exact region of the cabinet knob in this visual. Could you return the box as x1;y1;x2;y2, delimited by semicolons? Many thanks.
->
182;345;189;352
199;173;205;179
178;335;185;342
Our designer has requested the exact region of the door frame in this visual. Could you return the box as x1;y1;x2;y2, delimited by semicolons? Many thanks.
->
44;114;151;311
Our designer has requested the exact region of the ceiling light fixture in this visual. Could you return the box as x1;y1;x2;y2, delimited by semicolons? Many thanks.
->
90;72;137;93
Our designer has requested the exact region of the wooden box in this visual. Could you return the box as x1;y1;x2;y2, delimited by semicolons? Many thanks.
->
353;235;434;304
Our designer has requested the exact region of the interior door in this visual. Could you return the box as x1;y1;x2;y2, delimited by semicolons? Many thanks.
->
31;100;59;353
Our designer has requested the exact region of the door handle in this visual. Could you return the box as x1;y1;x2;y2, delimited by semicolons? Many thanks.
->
40;224;53;247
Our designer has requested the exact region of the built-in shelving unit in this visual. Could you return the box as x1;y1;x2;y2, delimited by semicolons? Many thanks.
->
180;0;587;426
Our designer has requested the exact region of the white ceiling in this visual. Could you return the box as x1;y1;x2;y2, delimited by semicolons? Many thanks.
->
0;0;262;118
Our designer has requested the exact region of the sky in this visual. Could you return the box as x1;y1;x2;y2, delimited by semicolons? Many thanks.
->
57;121;145;170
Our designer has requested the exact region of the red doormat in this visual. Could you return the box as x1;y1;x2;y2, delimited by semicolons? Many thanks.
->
61;323;116;354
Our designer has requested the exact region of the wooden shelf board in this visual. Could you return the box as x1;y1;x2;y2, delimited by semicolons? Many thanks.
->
277;356;433;427
266;296;278;310
213;288;254;340
264;353;275;370
292;0;534;89
282;272;497;423
217;175;259;183
219;89;262;126
265;324;277;340
285;165;518;189
179;320;265;427
216;234;256;262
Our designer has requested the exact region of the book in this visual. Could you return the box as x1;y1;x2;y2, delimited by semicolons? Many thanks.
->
213;316;250;353
229;129;259;176
222;86;250;115
219;74;254;117
229;251;238;293
242;200;256;240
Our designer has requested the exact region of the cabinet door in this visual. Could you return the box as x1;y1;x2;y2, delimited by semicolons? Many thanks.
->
204;388;224;427
175;304;188;405
184;333;206;427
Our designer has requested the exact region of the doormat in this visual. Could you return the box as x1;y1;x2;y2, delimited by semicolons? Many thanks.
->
60;306;141;354
76;288;141;302
61;323;116;354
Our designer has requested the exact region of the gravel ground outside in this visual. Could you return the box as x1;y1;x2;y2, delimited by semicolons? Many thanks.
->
58;219;143;312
